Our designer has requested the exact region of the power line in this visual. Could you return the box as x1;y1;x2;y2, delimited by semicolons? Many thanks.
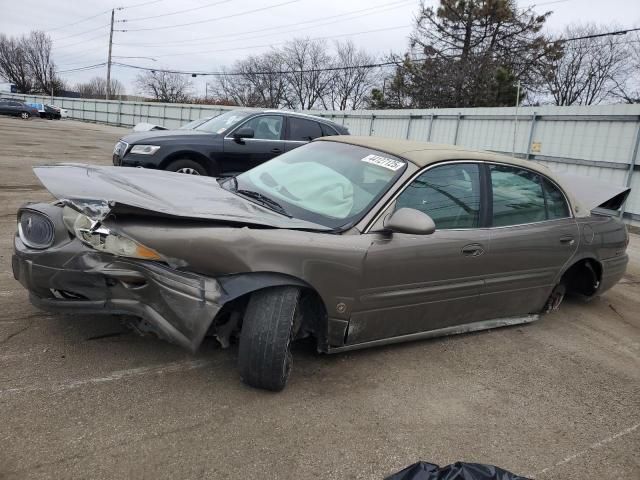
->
52;24;110;42
119;0;233;23
111;59;403;76
146;24;412;58
114;0;413;48
55;24;640;79
46;9;112;32
528;0;571;7
55;32;111;50
116;0;301;32
58;62;107;74
558;27;640;43
120;0;166;9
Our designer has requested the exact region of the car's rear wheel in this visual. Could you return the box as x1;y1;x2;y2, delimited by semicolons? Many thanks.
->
20;111;31;120
238;286;300;391
166;159;206;175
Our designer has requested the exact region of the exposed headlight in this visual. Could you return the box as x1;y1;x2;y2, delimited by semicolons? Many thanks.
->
18;210;55;249
62;206;162;261
130;145;160;155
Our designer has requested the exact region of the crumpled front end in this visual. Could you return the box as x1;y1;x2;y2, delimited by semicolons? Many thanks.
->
12;203;224;352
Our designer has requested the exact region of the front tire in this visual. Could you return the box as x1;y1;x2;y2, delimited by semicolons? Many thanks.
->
238;287;300;391
20;111;31;120
166;158;206;175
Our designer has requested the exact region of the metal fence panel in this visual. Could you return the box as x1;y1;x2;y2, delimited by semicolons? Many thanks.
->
4;93;639;226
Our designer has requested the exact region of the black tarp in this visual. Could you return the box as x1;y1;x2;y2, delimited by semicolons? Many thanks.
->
385;461;530;480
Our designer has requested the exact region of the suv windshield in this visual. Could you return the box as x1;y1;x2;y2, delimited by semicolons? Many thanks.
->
228;141;407;229
195;110;252;134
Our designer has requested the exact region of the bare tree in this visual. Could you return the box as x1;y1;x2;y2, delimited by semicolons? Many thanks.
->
22;31;57;93
0;34;33;93
135;70;193;102
76;77;125;99
323;41;378;110
281;38;333;110
212;51;289;108
542;24;629;105
610;31;640;104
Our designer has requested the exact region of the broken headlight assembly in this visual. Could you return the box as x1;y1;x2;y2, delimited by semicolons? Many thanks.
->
62;206;162;261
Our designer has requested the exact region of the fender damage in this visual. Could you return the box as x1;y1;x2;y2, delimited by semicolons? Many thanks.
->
13;164;334;352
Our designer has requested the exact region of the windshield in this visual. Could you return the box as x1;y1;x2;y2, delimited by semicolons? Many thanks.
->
180;116;216;130
194;110;253;134
228;141;407;229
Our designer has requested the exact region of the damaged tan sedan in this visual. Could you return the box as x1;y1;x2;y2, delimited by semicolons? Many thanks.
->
13;136;630;390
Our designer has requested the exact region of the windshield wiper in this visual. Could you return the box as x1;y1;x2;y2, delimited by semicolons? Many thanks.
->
236;189;291;217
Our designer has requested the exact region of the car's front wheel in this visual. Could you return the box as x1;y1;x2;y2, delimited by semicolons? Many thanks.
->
166;159;207;175
238;286;300;391
20;111;31;120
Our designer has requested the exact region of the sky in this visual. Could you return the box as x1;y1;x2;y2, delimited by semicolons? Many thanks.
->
1;0;639;97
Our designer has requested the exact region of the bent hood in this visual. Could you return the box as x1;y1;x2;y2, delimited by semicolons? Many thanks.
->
33;164;330;230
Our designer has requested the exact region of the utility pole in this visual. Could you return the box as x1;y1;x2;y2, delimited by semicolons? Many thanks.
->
106;8;115;100
50;65;54;104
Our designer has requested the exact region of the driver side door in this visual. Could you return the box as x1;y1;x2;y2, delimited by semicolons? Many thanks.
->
347;162;492;345
222;114;285;172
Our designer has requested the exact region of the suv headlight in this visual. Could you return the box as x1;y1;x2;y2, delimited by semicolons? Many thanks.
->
62;207;162;261
130;145;160;155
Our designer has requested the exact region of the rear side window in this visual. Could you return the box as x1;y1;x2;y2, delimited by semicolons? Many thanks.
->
395;163;481;229
542;178;570;219
490;165;569;226
287;117;323;141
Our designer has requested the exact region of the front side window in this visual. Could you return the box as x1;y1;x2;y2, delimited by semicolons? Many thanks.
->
287;117;323;141
240;115;283;140
490;165;568;226
229;142;406;229
395;163;481;229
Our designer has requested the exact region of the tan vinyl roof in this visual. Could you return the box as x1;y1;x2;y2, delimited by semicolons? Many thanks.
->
318;135;545;170
316;135;589;217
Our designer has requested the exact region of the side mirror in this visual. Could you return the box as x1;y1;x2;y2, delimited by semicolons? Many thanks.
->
233;127;254;141
385;208;436;235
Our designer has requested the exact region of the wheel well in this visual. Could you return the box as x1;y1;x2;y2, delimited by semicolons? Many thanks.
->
160;151;217;176
562;258;602;298
211;284;328;349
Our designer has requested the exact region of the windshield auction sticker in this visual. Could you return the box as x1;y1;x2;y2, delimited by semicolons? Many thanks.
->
361;154;404;171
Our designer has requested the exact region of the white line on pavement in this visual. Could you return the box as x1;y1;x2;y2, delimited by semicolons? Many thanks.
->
531;422;640;478
0;359;211;398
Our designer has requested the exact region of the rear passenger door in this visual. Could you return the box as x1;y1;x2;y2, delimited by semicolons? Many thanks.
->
284;117;324;152
479;163;579;319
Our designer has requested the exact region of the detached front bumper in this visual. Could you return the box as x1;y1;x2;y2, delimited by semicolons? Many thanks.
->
12;236;223;352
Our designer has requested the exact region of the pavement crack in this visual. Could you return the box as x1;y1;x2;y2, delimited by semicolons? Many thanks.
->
0;320;33;345
608;303;624;318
